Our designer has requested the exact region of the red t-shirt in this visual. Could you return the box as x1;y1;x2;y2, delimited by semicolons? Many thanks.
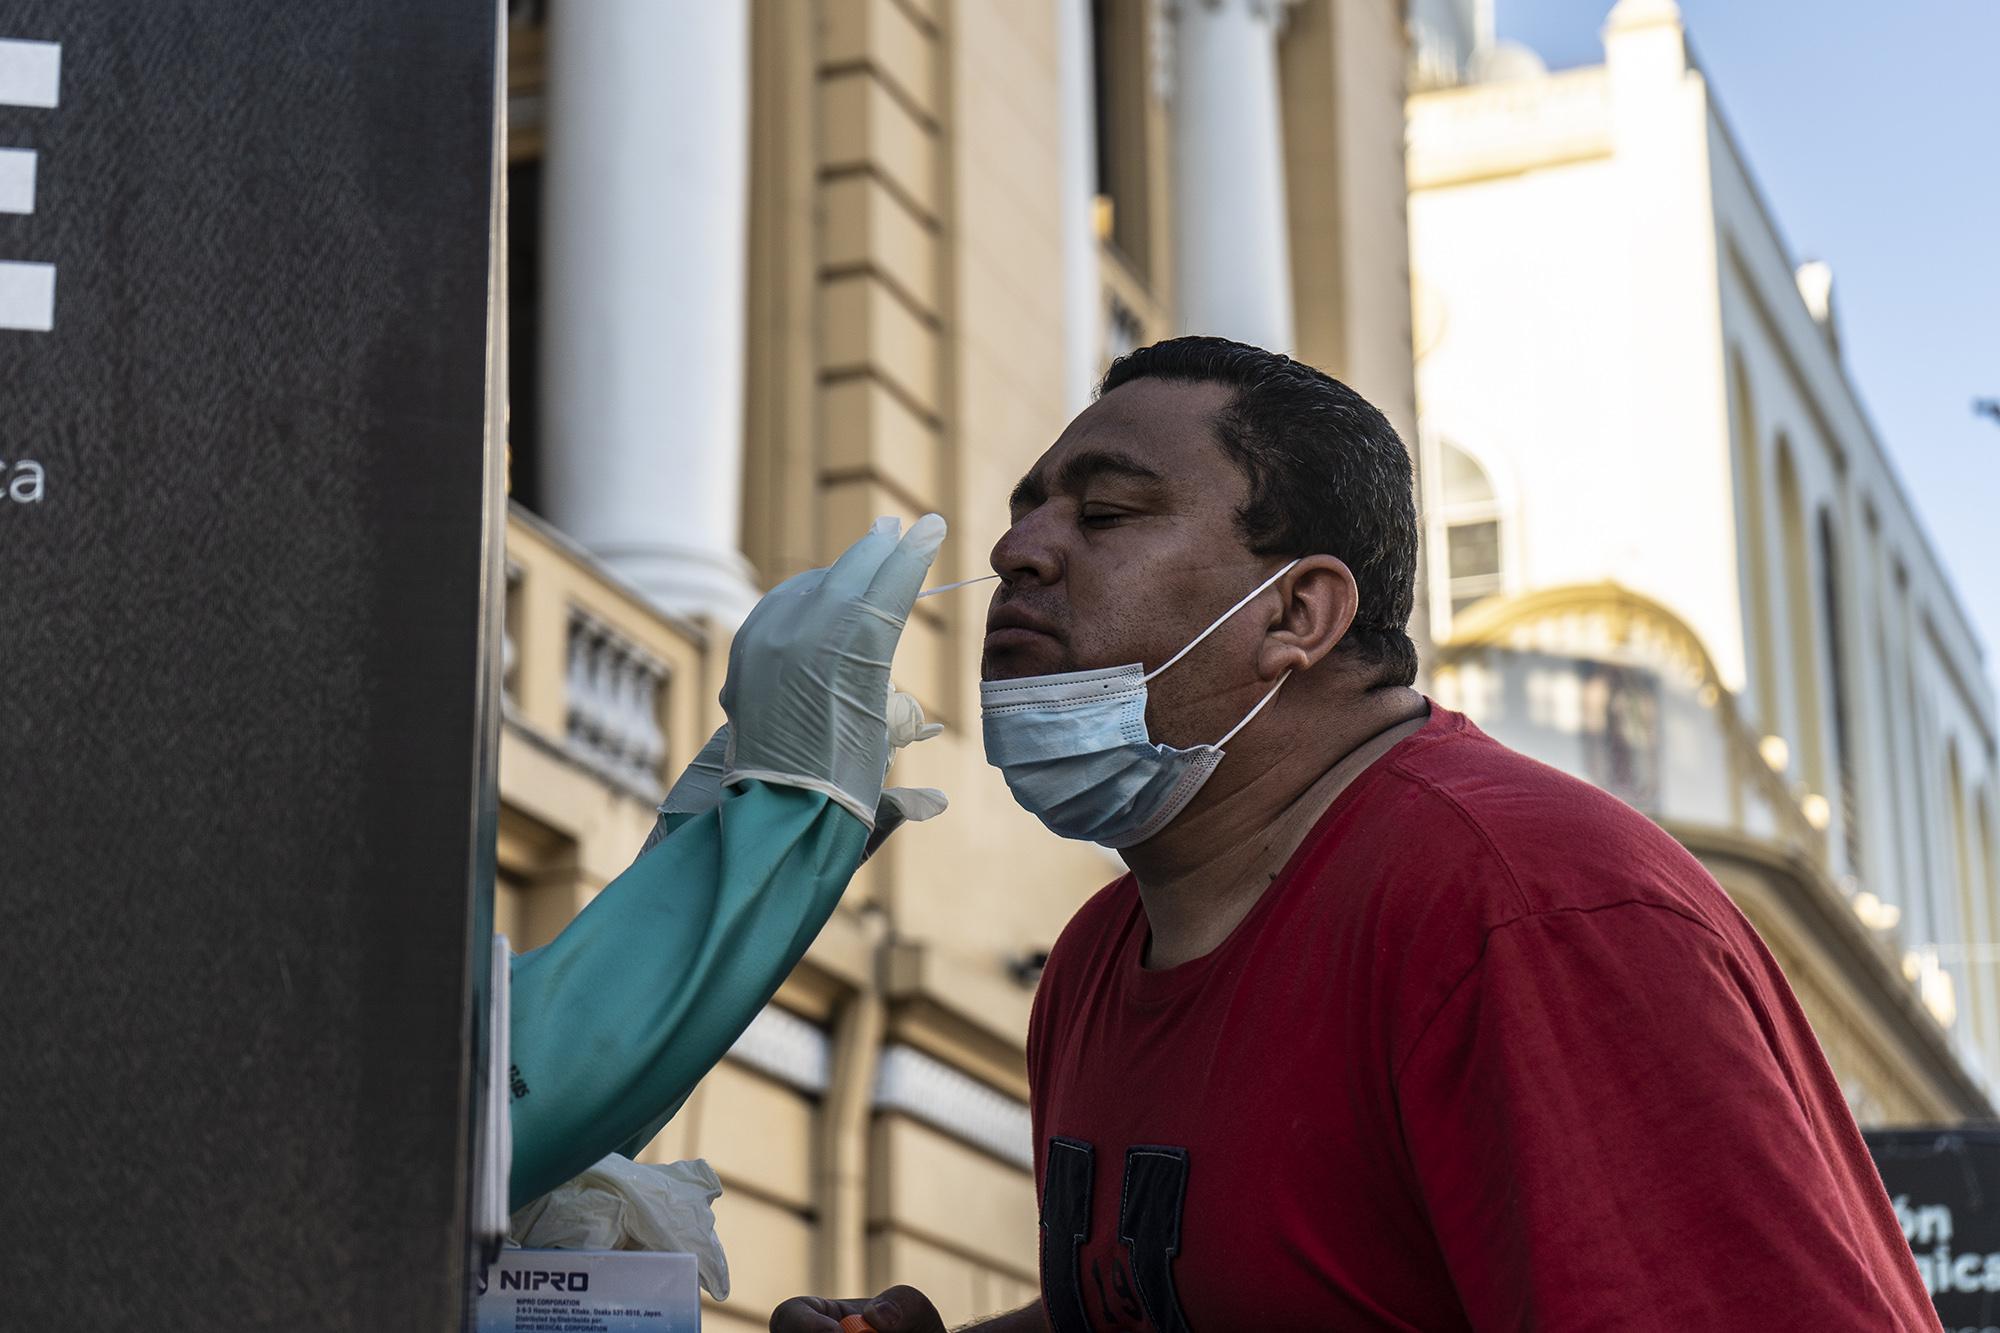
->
1027;706;1937;1332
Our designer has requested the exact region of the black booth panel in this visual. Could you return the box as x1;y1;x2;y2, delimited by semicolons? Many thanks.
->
1868;1128;2000;1330
0;4;500;1327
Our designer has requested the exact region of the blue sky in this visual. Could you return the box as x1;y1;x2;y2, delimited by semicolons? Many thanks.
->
1496;1;2000;703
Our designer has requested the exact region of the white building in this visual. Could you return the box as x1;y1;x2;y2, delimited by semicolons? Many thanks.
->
1408;0;1999;1119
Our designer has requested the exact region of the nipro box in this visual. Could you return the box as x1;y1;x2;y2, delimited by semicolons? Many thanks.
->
476;1249;700;1332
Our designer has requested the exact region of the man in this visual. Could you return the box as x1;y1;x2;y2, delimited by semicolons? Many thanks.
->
772;338;1936;1331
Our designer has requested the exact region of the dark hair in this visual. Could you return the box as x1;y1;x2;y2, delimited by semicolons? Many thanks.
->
1099;335;1419;687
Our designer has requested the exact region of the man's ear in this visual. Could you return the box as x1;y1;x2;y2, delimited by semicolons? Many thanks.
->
1257;555;1358;679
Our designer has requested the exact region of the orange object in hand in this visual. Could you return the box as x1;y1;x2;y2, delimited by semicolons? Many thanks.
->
839;1317;876;1333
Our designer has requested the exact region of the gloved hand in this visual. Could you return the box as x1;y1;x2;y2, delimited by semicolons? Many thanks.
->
650;688;948;860
719;514;945;826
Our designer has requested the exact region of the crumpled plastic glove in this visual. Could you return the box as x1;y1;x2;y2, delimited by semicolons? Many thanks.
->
886;688;945;749
647;688;947;860
719;514;945;826
510;1154;730;1300
866;689;947;860
866;786;948;863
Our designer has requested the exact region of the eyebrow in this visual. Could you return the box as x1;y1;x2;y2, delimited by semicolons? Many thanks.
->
1009;447;1167;514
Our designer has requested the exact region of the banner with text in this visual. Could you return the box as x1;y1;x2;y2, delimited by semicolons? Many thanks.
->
1868;1127;2000;1333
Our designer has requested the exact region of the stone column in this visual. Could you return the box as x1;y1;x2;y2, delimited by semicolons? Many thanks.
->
540;0;759;624
1169;0;1296;351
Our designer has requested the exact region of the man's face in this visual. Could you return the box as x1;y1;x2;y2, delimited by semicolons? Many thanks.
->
983;378;1276;743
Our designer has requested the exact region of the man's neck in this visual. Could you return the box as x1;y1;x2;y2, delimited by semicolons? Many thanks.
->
1122;687;1430;970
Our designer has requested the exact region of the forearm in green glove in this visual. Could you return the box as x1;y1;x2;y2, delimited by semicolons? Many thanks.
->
507;780;866;1209
507;515;947;1209
638;686;947;864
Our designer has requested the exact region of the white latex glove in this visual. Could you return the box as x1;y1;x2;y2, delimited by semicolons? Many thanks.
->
645;687;948;862
720;514;944;825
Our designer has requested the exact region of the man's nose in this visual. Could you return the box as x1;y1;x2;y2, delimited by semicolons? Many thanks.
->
989;507;1062;587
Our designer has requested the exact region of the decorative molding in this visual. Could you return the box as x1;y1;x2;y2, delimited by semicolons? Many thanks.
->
1440;579;1724;695
873;1043;1034;1169
1439;580;1828;861
564;607;670;798
501;710;663;808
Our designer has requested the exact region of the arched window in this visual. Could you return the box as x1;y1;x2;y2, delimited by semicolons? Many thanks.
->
1428;438;1505;632
1774;440;1826;796
1818;509;1858;872
1877;616;1917;896
1947;750;1984;1046
1729;351;1780;732
1979;796;2000;1061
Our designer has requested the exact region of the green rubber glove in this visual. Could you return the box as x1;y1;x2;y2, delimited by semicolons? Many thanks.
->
508;781;866;1209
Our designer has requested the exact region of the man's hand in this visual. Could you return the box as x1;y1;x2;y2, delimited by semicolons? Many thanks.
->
769;1286;946;1333
770;1290;1046;1333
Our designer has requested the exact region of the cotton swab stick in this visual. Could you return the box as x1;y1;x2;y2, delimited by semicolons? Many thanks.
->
915;573;1000;600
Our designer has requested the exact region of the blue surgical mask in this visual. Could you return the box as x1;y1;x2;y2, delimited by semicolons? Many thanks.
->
980;560;1300;847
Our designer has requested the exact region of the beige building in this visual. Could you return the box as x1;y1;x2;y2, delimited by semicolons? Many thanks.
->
496;1;1419;1326
1408;0;1997;1124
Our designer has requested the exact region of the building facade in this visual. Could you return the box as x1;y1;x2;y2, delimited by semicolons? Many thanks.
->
1408;0;1998;1123
497;1;1420;1326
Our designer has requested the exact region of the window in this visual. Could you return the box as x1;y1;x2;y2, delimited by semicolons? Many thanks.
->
504;5;547;514
495;866;568;953
1947;750;1978;1041
1446;519;1501;615
506;158;543;514
1090;0;1156;280
1427;439;1506;632
1104;291;1143;367
1774;441;1826;795
1818;510;1858;872
1729;351;1780;735
1440;437;1495;505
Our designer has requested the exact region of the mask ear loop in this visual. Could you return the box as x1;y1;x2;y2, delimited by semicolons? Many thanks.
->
1215;671;1290;748
1142;558;1302;684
